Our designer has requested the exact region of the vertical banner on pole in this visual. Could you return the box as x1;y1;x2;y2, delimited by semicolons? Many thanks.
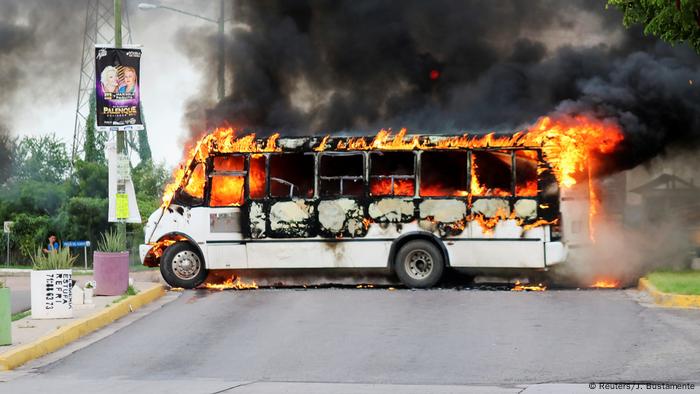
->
106;142;142;223
95;46;143;131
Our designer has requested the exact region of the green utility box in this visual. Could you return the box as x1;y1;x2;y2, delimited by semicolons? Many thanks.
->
0;287;11;345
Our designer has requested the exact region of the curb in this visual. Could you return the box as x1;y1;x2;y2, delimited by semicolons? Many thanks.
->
0;283;166;370
638;278;700;309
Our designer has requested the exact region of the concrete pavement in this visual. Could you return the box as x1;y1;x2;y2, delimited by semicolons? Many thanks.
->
1;287;697;389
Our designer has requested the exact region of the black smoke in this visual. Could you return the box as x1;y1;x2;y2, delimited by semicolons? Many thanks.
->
183;0;699;172
0;0;85;178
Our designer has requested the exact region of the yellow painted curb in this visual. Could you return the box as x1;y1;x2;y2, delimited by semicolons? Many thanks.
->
0;284;166;370
638;278;700;309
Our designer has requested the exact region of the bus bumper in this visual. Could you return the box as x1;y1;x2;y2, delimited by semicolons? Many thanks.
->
545;241;567;266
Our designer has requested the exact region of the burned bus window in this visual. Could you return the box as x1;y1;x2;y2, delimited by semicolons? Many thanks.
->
420;151;468;197
249;154;266;199
369;151;415;196
182;163;205;200
210;154;246;207
515;150;538;197
319;154;364;197
210;176;244;206
269;153;314;198
471;151;513;197
213;155;244;172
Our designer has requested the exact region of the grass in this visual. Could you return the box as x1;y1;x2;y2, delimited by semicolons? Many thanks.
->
108;285;139;306
11;310;30;321
129;264;158;272
647;270;700;295
0;265;32;270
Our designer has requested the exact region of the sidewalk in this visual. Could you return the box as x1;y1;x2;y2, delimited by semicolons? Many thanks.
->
1;269;164;314
0;271;167;370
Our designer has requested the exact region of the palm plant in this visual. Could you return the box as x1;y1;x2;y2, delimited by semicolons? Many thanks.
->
31;247;77;270
97;228;126;253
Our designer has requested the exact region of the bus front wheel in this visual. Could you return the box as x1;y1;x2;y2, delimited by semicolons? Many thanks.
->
160;242;208;289
394;240;444;288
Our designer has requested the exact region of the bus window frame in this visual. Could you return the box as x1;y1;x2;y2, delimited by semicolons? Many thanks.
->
267;152;316;200
368;151;417;198
318;152;366;198
206;153;249;208
417;149;469;199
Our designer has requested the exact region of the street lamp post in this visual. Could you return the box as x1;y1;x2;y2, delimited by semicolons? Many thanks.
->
138;1;226;100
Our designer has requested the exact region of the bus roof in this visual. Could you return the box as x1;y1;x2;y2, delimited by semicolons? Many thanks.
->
201;131;544;156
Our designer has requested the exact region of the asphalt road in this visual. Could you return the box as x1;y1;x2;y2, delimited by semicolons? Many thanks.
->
3;288;700;392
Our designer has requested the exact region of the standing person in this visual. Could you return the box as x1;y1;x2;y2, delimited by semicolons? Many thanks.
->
42;234;60;254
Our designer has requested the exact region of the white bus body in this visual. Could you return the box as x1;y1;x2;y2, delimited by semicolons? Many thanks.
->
141;137;588;288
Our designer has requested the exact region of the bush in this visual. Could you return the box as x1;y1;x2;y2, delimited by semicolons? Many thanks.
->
31;247;77;270
11;213;52;259
97;228;126;253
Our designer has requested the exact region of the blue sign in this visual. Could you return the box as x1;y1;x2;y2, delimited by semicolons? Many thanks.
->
63;240;91;248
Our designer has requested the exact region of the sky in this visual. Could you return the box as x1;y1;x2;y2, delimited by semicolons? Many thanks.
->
6;0;219;168
1;0;697;172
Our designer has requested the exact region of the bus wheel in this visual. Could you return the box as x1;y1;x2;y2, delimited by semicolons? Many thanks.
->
395;240;444;288
160;242;208;289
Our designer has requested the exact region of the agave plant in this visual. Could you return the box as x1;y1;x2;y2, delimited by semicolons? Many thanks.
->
97;228;126;253
31;247;77;270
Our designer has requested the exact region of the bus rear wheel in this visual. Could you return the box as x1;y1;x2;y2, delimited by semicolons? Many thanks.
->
394;240;444;288
160;242;208;289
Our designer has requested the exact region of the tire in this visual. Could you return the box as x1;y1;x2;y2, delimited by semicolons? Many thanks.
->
394;239;444;288
160;242;208;289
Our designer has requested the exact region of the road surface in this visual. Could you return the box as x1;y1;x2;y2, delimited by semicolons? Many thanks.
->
2;287;699;392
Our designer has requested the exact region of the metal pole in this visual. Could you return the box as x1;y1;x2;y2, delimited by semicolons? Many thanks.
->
84;245;88;270
5;233;9;267
217;0;225;100
115;0;127;249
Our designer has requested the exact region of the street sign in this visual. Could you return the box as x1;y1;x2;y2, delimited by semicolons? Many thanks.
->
3;221;13;234
116;193;129;219
63;241;91;248
117;154;131;181
63;240;92;269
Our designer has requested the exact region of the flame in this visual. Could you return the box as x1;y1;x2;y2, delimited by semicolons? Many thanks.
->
162;114;623;243
249;154;266;199
515;179;538;197
204;276;259;290
589;279;620;288
162;128;280;207
369;178;415;196
511;280;546;291
143;234;189;266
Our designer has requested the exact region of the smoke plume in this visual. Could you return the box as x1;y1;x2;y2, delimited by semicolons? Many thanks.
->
181;0;699;175
0;0;84;132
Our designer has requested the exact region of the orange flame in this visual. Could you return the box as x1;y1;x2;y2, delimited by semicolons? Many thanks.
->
162;114;624;239
204;276;259;290
162;128;280;207
369;178;415;196
589;279;620;288
512;280;547;291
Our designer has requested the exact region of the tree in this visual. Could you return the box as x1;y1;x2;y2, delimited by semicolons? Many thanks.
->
0;134;15;184
13;134;70;183
72;160;108;199
83;92;105;163
608;0;700;53
11;213;52;259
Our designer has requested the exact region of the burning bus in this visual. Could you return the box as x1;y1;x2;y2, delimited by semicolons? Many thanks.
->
140;116;623;289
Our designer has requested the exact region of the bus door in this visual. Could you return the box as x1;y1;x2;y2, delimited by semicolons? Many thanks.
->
206;154;248;269
246;152;318;268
